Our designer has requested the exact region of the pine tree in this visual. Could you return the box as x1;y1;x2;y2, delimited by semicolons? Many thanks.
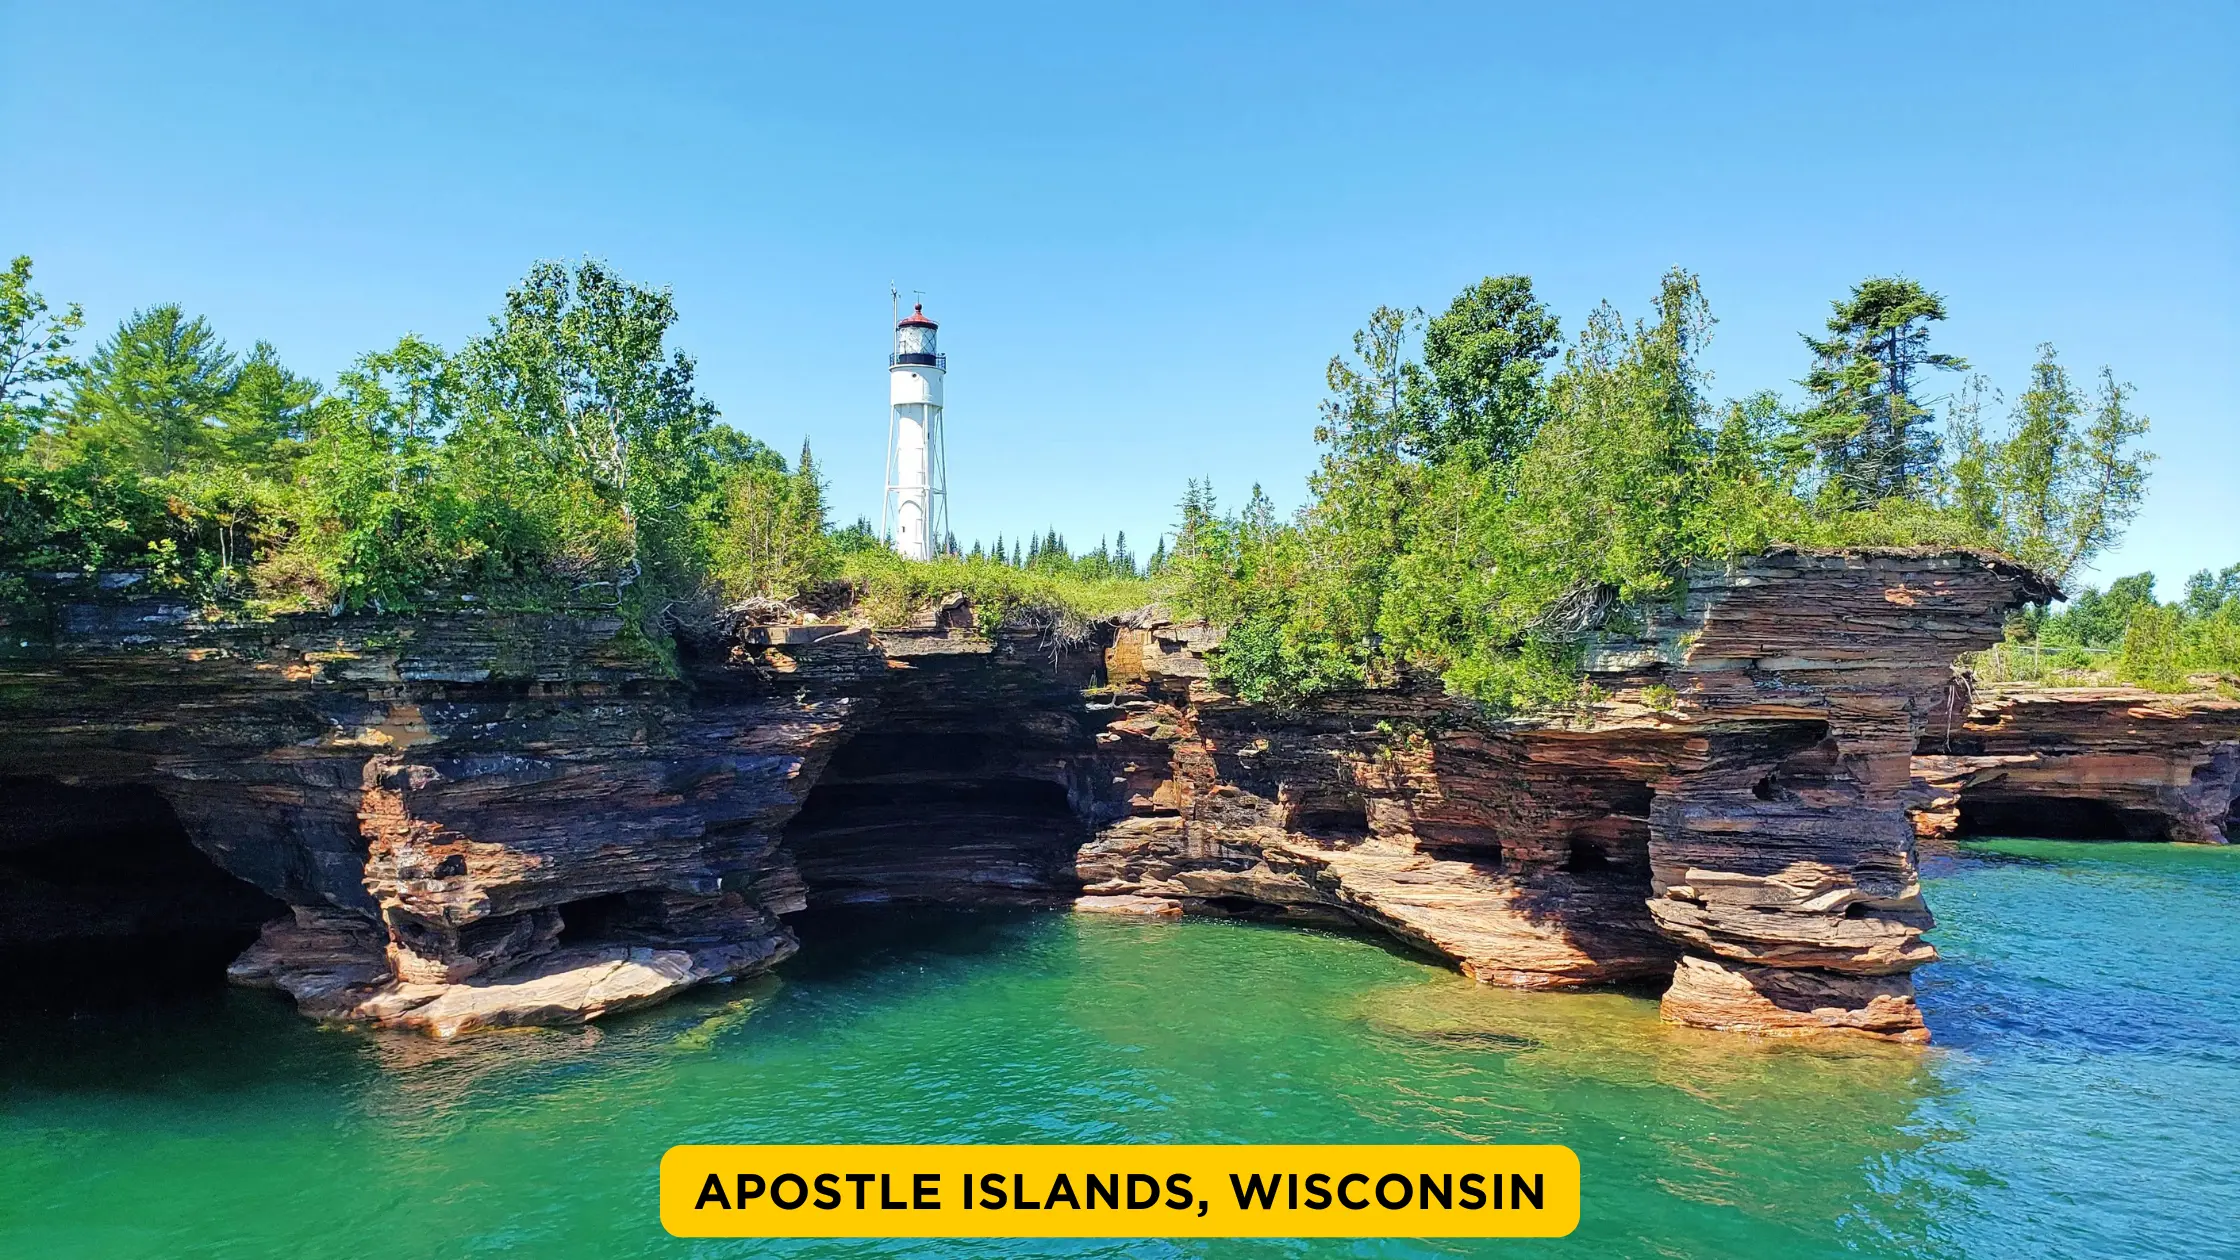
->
1791;277;1966;503
219;340;321;470
786;439;831;576
64;304;237;474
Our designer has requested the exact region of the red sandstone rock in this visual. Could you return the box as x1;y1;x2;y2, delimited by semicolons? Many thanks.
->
1072;893;1184;917
1661;956;1929;1043
2;549;2049;1044
1082;550;2049;1043
1911;686;2240;844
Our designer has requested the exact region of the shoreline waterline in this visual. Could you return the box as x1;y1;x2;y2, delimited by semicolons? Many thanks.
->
3;838;2235;1259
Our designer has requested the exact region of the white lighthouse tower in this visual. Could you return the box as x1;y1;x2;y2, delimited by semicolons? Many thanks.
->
883;301;948;561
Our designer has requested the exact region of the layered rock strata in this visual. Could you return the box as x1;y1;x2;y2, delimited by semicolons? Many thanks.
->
1079;550;2052;1043
0;549;2048;1042
780;627;1103;908
1911;687;2240;844
0;592;846;1034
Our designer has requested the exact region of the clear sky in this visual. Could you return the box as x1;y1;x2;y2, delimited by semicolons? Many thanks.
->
4;2;2233;589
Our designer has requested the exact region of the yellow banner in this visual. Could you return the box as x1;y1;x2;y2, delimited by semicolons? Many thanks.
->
660;1144;1578;1238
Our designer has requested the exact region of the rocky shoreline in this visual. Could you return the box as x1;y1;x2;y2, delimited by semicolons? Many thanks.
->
16;549;2228;1046
1910;687;2240;846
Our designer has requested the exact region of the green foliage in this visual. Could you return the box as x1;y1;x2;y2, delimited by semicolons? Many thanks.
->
1173;268;2152;714
1176;271;1741;710
1996;349;2152;583
1417;275;1562;464
2107;580;2240;694
1982;566;2240;693
57;304;240;475
831;515;882;555
0;451;173;583
713;439;837;599
1;255;84;457
2114;602;2189;691
954;525;1143;584
0;255;828;625
453;259;727;599
2183;565;2240;618
1788;276;1966;504
839;549;1154;634
2032;572;2158;649
2;250;2168;711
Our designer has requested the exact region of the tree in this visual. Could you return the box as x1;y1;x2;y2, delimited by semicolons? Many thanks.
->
715;439;835;599
1992;345;2152;582
1;256;84;456
218;341;321;471
831;515;881;555
1418;275;1561;464
2115;601;2188;691
1305;305;1429;647
2041;572;2156;648
1792;277;1966;503
2183;565;2240;619
1316;305;1425;479
2060;368;2153;578
334;335;455;462
1942;374;2001;538
64;304;237;474
459;259;720;592
1518;269;1715;600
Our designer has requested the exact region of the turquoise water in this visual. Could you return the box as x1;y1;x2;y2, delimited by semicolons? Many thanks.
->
4;838;2236;1259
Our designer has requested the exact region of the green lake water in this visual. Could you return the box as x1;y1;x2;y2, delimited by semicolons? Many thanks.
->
4;838;2237;1259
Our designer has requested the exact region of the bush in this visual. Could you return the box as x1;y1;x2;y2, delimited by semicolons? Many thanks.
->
839;550;1154;634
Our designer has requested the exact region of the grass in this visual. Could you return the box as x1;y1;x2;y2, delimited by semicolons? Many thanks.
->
837;551;1161;634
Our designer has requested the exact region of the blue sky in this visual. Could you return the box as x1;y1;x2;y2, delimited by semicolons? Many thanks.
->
3;2;2232;589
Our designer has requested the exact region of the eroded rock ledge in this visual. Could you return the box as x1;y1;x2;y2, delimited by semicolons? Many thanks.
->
1083;550;2050;1043
1910;687;2240;845
0;549;2049;1042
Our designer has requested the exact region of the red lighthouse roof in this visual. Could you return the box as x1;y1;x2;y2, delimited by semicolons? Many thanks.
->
897;302;937;328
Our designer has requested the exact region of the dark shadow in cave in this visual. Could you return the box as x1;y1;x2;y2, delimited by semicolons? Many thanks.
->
1292;801;1371;845
779;905;1051;981
1957;795;2171;841
555;890;659;945
783;770;1089;908
0;776;287;1011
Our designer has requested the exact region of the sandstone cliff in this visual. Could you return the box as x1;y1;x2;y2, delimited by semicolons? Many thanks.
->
1911;687;2240;845
1;549;2049;1043
1081;550;2051;1043
2;588;844;1035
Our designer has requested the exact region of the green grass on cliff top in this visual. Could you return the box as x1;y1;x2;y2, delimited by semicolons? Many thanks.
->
839;551;1161;633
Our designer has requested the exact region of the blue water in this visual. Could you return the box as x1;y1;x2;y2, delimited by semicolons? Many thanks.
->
2;838;2235;1258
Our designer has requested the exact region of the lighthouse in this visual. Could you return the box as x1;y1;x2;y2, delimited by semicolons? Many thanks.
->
883;301;948;561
